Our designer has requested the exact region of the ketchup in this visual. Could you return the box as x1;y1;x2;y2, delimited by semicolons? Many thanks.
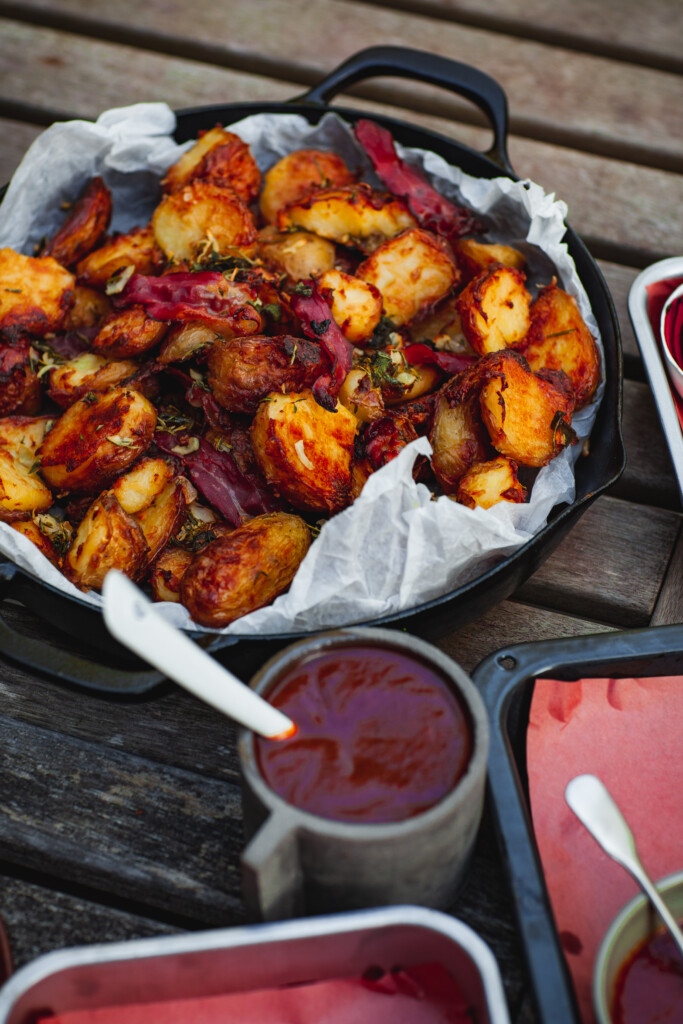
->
255;646;472;824
612;927;683;1024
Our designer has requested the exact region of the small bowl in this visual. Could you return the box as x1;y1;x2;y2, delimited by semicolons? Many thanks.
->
593;869;683;1023
660;281;683;401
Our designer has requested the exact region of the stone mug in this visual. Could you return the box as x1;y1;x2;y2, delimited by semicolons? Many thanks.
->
238;627;490;922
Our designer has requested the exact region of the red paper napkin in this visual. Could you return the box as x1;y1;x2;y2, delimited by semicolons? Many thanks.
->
34;963;473;1024
527;675;683;1024
646;275;683;430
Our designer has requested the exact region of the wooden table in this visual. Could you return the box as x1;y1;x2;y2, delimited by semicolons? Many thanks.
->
0;2;681;1020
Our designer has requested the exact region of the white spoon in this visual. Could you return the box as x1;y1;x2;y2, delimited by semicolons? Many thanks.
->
566;773;683;959
102;570;296;740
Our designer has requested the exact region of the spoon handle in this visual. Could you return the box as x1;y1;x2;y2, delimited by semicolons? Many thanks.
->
102;571;295;739
566;774;683;959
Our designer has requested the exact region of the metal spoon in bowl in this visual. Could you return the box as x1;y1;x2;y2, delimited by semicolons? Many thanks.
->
565;773;683;959
102;570;297;740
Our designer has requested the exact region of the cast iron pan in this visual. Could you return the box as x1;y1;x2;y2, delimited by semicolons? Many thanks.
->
0;47;625;694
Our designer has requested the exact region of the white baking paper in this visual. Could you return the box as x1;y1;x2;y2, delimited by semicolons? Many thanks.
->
0;103;603;634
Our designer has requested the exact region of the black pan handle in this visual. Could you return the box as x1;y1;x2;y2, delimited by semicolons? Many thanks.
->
299;45;512;174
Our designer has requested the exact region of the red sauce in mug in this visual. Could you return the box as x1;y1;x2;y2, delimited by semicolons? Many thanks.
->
612;927;683;1024
255;646;472;824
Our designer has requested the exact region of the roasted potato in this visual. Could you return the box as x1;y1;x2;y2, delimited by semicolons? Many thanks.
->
39;387;157;493
91;305;168;359
180;512;311;627
357;228;459;326
260;149;355;224
150;545;194;602
455;456;526;509
456;264;531;355
409;296;471;354
429;391;490;493
111;457;174;514
0;338;41;416
522;282;600;407
158;322;217;364
278;184;416;252
152;181;257;262
251;389;357;514
0;249;74;338
258;226;336;282
338;368;384;423
208;335;328;415
11;516;69;566
47;352;139;408
0;446;53;521
162;127;261;205
0;414;52;454
479;351;575;467
41;177;112;269
134;478;189;566
318;268;383;344
76;225;164;289
453;238;525;283
63;286;112;330
64;490;148;589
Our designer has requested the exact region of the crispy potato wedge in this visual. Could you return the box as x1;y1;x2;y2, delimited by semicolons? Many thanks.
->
163;127;261;205
318;268;383;344
134;478;188;566
11;516;67;566
112;457;174;514
260;149;355;224
41;177;112;269
429;391;490;493
152;180;257;262
208;335;328;415
91;305;168;360
64;490;148;590
251;389;357;514
63;285;112;330
48;352;139;408
456;264;531;355
39;387;157;493
455;456;526;509
479;351;575;467
258;226;336;282
338;368;385;423
0;249;74;338
453;238;525;283
76;225;165;289
150;545;194;602
357;228;458;326
180;511;311;627
0;446;53;521
278;184;416;252
523;282;600;407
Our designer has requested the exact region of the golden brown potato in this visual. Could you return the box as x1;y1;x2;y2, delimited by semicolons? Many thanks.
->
91;305;168;359
64;491;148;590
180;512;311;627
356;228;458;326
260;149;355;224
162;127;261;205
455;456;526;509
39;387;157;493
0;446;53;521
453;238;525;284
11;515;70;566
208;335;328;415
76;225;165;289
318;269;383;344
158;322;217;364
338;369;385;423
522;282;600;408
251;390;357;514
150;545;194;602
258;226;336;282
409;296;471;353
479;351;575;467
47;352;139;408
63;286;112;330
429;391;490;493
134;478;188;565
0;415;52;454
41;177;112;269
0;249;74;338
111;457;174;514
152;181;257;262
456;264;531;355
278;184;416;252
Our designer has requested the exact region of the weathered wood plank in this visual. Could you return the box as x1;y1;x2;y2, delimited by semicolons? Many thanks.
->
0;874;179;970
611;378;681;512
0;718;246;925
351;0;683;73
1;0;680;169
598;261;641;377
652;532;683;626
0;117;42;186
517;496;681;626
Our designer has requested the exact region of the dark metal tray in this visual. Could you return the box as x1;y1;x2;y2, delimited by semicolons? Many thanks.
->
471;622;683;1024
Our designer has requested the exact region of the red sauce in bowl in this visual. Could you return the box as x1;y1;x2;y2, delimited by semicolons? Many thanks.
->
612;927;683;1024
255;645;472;824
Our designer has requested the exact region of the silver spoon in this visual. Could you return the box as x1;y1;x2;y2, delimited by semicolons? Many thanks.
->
565;773;683;959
